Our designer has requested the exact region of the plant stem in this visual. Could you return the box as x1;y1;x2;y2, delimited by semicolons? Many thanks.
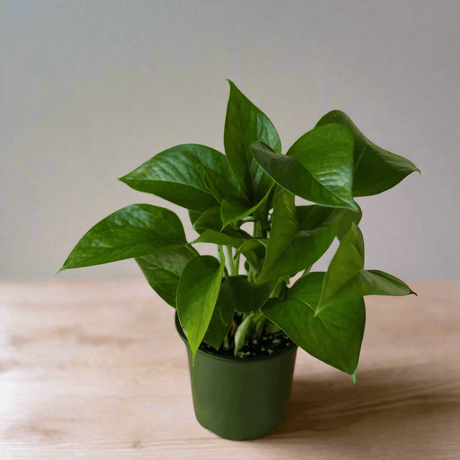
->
225;246;238;276
269;278;285;298
247;268;255;284
218;245;229;278
253;220;262;238
234;252;240;275
218;244;225;263
254;214;269;239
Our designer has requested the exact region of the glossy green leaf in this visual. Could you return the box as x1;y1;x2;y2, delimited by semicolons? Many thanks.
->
224;80;282;203
176;255;225;364
264;242;416;375
262;272;366;375
255;191;344;284
316;110;421;197
135;246;198;307
227;276;276;313
119;144;238;212
251;123;358;211
320;223;365;306
318;223;416;309
325;269;417;305
58;204;187;272
203;278;235;350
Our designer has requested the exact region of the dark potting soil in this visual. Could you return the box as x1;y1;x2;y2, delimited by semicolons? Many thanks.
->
199;312;294;359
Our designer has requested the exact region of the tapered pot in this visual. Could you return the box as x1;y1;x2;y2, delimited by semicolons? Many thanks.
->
175;312;298;441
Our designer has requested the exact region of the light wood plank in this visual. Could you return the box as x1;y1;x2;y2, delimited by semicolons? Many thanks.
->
0;279;458;459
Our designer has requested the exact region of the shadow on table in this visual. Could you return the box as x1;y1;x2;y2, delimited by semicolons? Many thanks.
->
263;364;460;458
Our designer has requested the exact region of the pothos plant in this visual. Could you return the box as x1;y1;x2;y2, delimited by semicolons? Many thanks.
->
58;80;420;382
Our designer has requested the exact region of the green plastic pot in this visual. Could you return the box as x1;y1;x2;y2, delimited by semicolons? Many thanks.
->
175;312;298;441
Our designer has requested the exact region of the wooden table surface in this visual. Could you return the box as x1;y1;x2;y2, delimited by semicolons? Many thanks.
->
0;279;458;459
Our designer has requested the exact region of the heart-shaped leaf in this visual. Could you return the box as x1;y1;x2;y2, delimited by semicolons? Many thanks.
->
317;223;416;309
316;110;421;197
119;144;239;212
227;275;276;313
264;230;416;376
325;269;417;305
176;255;225;364
58;204;187;272
251;124;358;211
203;278;235;350
255;191;344;284
262;272;365;375
320;223;365;306
135;246;198;307
224;80;282;203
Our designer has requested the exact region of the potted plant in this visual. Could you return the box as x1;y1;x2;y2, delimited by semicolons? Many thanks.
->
58;80;420;441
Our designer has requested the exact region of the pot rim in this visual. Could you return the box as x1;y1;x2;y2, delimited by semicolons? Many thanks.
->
175;311;298;364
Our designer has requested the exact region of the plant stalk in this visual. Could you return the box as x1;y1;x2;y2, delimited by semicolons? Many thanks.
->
253;220;262;238
218;245;229;278
234;252;241;275
269;278;285;298
225;245;238;276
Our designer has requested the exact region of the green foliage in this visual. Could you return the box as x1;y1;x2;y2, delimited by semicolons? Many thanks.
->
262;224;414;377
227;276;276;313
57;204;187;272
224;80;281;203
255;191;345;284
262;272;366;375
59;81;420;380
202;278;235;350
176;255;225;364
136;246;198;307
251;123;358;211
119;144;241;212
315;110;420;196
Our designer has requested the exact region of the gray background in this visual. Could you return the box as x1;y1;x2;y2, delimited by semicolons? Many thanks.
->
2;0;459;282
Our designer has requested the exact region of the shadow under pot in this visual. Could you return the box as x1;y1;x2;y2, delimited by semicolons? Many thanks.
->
175;312;298;441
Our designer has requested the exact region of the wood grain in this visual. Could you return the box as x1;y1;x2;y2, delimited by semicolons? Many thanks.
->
0;279;458;459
